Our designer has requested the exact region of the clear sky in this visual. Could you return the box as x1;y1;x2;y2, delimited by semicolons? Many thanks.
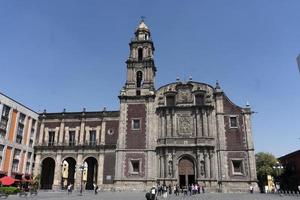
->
0;0;299;157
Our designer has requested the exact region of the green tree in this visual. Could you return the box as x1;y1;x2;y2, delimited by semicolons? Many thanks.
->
255;152;278;192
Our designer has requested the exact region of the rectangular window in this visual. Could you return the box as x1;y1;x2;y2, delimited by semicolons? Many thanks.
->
48;131;55;146
14;149;21;160
25;162;30;174
89;130;96;146
69;131;76;146
229;116;238;128
132;119;141;130
0;105;10;139
232;160;243;175
0;145;4;168
16;113;26;144
166;96;175;106
130;160;140;174
12;160;19;172
195;94;204;105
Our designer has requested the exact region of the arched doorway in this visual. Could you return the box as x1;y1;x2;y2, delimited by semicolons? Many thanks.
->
40;157;55;189
83;157;98;190
61;157;76;189
178;156;195;188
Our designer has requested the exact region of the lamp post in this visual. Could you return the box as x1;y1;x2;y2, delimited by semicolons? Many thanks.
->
78;164;85;196
273;161;283;193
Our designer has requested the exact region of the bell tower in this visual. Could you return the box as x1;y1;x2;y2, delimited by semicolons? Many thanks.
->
121;20;156;97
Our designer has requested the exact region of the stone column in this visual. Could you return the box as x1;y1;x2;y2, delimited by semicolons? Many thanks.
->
79;119;85;145
64;127;69;145
96;126;101;145
166;111;171;137
209;151;214;179
75;128;79;145
204;151;210;179
202;110;208;137
207;110;211;137
196;110;201;137
38;120;45;145
75;154;83;190
97;153;104;185
58;120;65;145
44;128;49;145
100;121;106;144
33;154;41;177
196;150;201;179
162;113;166;137
53;154;62;190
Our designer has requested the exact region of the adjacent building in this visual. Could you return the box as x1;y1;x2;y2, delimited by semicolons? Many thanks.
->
278;150;300;191
33;20;257;192
0;93;38;180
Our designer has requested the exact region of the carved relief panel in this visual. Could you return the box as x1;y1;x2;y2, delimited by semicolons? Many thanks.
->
176;112;194;136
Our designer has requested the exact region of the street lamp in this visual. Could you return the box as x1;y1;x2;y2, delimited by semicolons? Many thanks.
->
273;161;283;193
78;164;85;196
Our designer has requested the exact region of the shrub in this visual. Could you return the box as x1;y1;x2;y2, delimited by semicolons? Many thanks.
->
0;186;21;195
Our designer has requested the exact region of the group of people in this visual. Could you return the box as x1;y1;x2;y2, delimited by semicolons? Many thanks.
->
66;183;99;195
146;183;206;200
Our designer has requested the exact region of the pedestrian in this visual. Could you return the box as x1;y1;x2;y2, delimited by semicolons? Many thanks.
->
150;186;156;200
249;185;253;193
67;184;72;195
162;184;167;199
194;183;198;195
94;183;98;194
202;185;205;193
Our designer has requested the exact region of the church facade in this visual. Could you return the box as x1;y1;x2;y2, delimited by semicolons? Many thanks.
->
34;21;257;192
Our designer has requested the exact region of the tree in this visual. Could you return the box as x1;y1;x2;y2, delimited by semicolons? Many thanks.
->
255;152;278;192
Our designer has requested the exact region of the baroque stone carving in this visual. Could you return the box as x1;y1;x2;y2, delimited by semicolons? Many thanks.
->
177;115;193;135
177;88;193;104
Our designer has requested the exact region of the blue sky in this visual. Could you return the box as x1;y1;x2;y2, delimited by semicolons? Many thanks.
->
0;0;299;157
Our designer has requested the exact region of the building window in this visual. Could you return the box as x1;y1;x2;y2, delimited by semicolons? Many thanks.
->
69;131;75;146
232;160;244;175
0;105;10;139
195;94;204;105
0;145;4;168
130;160;140;174
12;160;19;172
166;96;175;106
229;116;238;128
25;162;30;174
136;71;143;88
48;131;55;146
132;119;141;130
16;113;26;144
89;130;96;146
138;48;143;61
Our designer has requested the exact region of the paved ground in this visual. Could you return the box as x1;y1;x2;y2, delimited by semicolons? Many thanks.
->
3;191;300;200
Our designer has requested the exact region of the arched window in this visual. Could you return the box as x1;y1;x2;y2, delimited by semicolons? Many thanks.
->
138;48;143;61
136;71;143;88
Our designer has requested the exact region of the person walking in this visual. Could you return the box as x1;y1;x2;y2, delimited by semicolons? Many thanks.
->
67;184;72;195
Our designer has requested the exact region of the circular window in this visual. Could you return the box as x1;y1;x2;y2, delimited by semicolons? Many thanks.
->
107;129;114;135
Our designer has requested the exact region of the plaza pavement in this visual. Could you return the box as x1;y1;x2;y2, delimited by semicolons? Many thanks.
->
3;191;300;200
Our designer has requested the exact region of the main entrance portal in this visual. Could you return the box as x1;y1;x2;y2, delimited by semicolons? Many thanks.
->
178;157;195;188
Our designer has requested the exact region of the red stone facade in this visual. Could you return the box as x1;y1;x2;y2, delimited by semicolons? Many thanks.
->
125;104;146;149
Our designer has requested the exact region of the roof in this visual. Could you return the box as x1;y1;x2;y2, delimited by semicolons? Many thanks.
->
278;149;300;160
